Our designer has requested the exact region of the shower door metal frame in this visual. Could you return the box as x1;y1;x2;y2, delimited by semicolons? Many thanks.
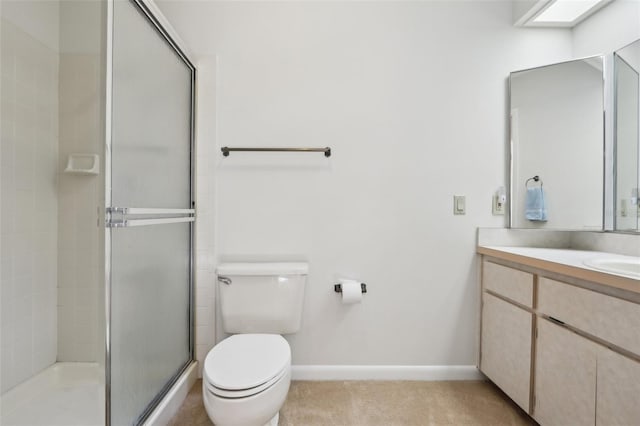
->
103;0;197;424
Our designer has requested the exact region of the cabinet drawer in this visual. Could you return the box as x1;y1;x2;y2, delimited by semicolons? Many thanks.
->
483;261;534;307
538;277;640;356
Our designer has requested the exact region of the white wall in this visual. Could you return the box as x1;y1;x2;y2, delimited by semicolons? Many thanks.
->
0;0;59;52
572;0;640;57
158;0;573;369
572;1;640;231
512;0;543;25
59;0;103;55
1;4;59;392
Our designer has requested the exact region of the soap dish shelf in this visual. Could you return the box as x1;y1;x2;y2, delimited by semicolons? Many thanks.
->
64;154;99;175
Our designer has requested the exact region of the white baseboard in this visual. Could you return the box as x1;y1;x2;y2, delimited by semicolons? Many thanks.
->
143;361;198;426
291;365;484;381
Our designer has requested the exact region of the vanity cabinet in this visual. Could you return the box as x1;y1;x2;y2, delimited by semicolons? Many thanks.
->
480;261;533;413
479;256;640;426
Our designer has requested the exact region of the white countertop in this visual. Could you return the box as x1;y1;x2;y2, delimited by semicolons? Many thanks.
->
478;246;639;293
484;246;636;274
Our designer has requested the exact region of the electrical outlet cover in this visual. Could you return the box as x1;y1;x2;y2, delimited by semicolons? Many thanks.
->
492;195;505;215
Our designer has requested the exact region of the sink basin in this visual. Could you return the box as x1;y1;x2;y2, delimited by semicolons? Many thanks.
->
583;258;640;279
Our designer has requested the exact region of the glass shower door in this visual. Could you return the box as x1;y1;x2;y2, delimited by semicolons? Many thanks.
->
106;1;195;424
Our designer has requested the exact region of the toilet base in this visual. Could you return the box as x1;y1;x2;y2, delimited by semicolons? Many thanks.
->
265;412;279;426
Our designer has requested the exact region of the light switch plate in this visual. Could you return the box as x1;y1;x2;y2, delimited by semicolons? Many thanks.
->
454;195;466;215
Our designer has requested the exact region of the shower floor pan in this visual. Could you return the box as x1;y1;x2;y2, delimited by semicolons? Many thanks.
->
0;362;104;426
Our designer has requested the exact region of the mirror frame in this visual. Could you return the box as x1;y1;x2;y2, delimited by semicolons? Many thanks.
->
604;53;615;231
608;38;640;234
508;55;608;230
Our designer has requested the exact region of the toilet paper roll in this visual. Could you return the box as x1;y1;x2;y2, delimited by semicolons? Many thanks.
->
340;279;363;304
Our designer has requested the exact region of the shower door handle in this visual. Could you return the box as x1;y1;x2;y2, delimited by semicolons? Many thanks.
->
106;207;195;228
107;207;195;215
108;217;195;228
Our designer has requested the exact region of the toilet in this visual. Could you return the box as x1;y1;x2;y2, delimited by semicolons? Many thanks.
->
202;262;308;426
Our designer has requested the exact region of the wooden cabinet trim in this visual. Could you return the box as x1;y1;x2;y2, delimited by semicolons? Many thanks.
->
484;289;535;313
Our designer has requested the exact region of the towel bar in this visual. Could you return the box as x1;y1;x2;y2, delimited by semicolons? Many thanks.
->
221;147;331;157
526;175;543;188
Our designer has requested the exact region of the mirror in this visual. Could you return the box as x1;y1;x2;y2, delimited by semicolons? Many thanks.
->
614;40;640;232
509;57;605;230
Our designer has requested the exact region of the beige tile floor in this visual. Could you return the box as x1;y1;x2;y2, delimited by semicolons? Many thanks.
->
168;379;536;426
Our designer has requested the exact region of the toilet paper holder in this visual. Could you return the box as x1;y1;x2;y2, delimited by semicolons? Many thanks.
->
334;283;367;293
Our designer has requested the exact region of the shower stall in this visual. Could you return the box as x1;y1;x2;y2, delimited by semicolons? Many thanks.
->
0;1;195;424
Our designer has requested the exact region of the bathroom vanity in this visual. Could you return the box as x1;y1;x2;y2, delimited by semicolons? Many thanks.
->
477;246;640;426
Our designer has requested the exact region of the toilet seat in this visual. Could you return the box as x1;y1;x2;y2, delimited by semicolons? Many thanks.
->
203;334;291;398
205;366;288;399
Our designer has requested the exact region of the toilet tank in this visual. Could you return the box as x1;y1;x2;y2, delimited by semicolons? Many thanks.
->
216;262;308;334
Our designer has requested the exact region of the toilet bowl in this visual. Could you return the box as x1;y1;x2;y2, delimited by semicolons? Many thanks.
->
202;334;292;426
204;262;307;426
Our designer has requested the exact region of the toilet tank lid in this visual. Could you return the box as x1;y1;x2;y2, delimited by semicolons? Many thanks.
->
216;262;308;276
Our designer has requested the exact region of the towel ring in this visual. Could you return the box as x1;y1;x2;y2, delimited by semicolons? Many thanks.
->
526;175;543;188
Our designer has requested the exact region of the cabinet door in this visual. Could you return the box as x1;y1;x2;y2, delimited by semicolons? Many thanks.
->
597;348;640;425
481;292;532;412
535;319;597;426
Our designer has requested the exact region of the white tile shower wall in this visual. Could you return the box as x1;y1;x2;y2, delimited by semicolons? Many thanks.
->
157;0;574;367
0;18;59;393
194;56;217;376
0;0;59;52
56;54;102;362
55;0;104;363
